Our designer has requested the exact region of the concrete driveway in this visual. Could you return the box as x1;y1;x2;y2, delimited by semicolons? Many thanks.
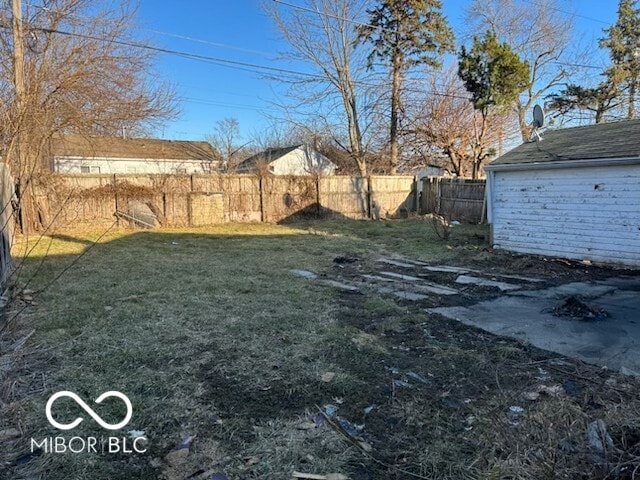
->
429;276;640;375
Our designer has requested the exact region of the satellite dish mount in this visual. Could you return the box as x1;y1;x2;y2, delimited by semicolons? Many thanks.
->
530;104;545;142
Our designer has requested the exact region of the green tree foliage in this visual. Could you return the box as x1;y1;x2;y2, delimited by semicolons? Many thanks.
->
548;0;640;124
458;31;529;177
357;0;454;173
600;0;640;119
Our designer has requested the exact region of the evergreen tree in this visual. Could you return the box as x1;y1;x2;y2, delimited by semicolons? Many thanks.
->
357;0;454;174
600;0;640;119
458;31;529;177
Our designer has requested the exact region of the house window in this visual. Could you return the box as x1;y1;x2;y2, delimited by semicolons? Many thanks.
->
175;168;187;174
80;166;100;173
126;167;137;173
90;166;101;174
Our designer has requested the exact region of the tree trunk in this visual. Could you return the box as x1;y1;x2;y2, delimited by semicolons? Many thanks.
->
389;52;402;175
628;81;636;119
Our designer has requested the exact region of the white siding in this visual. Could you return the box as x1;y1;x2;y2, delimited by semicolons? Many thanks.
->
54;156;214;174
270;147;336;176
491;164;640;267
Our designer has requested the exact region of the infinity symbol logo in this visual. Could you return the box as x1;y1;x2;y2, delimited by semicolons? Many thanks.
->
45;391;133;431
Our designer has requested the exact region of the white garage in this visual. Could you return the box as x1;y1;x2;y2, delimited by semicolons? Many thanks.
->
485;120;640;268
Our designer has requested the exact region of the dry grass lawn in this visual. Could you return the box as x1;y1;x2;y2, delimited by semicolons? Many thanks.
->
1;220;639;480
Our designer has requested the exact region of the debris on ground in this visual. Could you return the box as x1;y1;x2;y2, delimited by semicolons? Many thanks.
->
455;274;521;291
586;420;616;453
553;296;608;321
292;472;348;480
320;372;336;383
333;256;358;264
289;269;318;279
322;280;360;292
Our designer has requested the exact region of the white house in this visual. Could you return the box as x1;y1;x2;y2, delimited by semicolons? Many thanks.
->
485;120;640;268
236;145;337;175
50;135;219;174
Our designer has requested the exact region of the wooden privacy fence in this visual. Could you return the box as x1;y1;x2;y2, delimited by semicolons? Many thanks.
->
0;164;14;289
32;174;416;229
421;177;486;224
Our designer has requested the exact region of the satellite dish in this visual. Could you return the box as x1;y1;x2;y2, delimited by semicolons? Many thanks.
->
533;104;545;128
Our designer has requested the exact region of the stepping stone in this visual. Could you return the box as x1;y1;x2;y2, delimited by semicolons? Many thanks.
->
377;258;417;269
379;272;422;282
455;275;520;292
412;282;459;296
424;265;475;274
322;280;360;292
392;290;429;301
494;273;544;283
290;269;318;279
361;274;397;283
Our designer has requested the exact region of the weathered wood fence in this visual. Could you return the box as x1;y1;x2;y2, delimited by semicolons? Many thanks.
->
0;164;14;289
32;174;417;229
421;177;486;224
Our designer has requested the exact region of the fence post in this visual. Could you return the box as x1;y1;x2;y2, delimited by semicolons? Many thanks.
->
315;175;321;218
259;175;265;223
113;174;119;227
366;175;372;219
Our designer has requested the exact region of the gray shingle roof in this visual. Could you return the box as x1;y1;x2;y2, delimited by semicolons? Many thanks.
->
489;119;640;166
52;134;217;162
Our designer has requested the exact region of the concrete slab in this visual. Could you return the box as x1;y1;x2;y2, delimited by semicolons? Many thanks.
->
361;274;397;283
455;275;521;292
424;265;474;274
379;272;423;282
508;282;616;299
412;282;459;296
428;276;640;374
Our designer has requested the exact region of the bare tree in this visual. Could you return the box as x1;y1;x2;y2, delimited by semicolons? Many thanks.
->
207;117;241;172
465;0;584;141
405;66;517;177
0;0;176;232
266;0;375;176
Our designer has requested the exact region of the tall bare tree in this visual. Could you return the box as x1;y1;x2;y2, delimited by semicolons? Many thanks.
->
1;0;176;231
465;0;582;141
267;0;374;176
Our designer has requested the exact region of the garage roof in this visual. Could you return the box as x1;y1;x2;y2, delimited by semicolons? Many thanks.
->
489;119;640;166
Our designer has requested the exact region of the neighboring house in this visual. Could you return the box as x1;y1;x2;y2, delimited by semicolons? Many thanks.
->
485;119;640;267
51;135;219;174
236;145;337;175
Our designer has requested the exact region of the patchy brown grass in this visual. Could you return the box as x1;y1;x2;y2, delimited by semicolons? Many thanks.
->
0;220;638;480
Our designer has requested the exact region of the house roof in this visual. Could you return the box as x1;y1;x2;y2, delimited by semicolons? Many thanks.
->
489;119;640;167
236;145;302;171
51;134;217;162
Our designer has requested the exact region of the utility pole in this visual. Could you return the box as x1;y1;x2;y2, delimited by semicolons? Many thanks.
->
11;0;25;114
11;0;33;233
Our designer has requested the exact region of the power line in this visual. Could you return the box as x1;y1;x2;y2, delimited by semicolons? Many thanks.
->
4;20;479;101
521;0;610;26
24;1;275;58
9;22;324;80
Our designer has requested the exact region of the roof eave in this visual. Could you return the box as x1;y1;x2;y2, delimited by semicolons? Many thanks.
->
485;156;640;172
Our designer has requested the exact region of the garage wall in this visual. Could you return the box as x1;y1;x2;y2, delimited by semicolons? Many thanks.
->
490;163;640;267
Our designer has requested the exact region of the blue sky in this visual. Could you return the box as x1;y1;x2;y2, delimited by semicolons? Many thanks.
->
136;0;619;142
